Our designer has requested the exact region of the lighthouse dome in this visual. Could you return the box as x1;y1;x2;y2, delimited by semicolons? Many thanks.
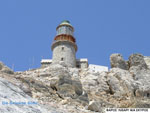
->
59;20;72;26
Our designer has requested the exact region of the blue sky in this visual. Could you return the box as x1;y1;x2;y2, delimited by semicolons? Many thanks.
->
0;0;150;71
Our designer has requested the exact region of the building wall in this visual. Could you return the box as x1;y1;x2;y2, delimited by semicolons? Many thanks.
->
88;64;108;73
41;59;52;68
52;41;76;67
80;63;88;69
41;58;88;69
76;59;88;69
41;63;51;68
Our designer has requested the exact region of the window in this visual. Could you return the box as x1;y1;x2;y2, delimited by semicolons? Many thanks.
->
61;58;64;61
69;27;72;32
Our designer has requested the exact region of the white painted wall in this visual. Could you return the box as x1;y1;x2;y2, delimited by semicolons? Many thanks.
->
88;64;108;73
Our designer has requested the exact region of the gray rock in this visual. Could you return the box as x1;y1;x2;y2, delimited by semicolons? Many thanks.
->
97;72;110;93
57;74;83;99
46;65;87;103
0;77;61;113
58;73;72;86
72;78;83;96
107;68;134;97
0;62;14;74
130;69;150;98
128;54;150;98
57;83;77;98
78;91;89;103
133;99;150;108
144;56;150;69
88;101;102;112
80;72;99;92
110;54;129;70
129;54;147;69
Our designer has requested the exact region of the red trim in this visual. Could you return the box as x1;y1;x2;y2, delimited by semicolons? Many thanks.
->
54;34;76;43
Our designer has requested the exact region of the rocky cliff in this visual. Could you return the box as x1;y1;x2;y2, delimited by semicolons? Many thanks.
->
0;53;150;113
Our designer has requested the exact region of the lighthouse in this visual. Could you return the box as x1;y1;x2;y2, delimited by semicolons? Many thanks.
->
41;20;91;70
51;20;77;67
41;20;108;72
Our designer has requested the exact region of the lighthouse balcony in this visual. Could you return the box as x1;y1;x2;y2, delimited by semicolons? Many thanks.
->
54;34;76;43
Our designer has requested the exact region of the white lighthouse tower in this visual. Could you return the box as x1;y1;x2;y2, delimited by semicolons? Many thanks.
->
51;20;77;67
41;20;108;72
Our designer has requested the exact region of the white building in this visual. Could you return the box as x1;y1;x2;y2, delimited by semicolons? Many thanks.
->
88;64;108;73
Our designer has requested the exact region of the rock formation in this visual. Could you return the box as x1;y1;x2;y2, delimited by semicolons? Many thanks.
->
110;53;129;70
0;53;150;113
0;62;14;74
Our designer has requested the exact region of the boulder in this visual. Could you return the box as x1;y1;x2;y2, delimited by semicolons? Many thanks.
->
107;68;134;96
57;74;83;99
129;54;147;69
47;65;88;103
88;101;102;112
78;90;89;103
57;84;77;98
110;54;129;70
72;78;83;95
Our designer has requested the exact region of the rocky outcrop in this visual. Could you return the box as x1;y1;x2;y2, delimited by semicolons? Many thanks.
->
11;64;91;112
127;54;150;99
0;62;14;74
110;54;129;70
0;69;92;113
0;53;150;112
0;77;62;113
129;53;147;69
80;53;150;109
107;68;134;97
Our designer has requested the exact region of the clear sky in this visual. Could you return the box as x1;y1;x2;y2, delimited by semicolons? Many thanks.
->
0;0;150;71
